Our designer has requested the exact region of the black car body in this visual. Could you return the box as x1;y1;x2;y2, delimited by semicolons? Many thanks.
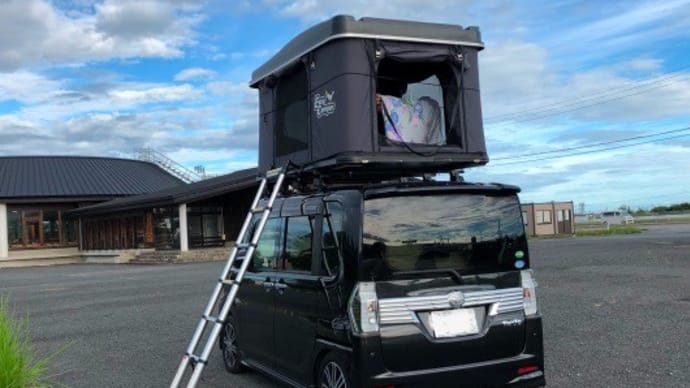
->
220;181;545;388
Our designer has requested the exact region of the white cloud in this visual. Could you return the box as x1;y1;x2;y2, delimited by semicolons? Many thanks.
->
174;67;218;81
479;40;690;124
465;141;690;210
0;71;63;103
1;79;208;124
0;0;203;72
226;49;272;61
263;0;480;23
96;1;181;39
205;81;250;96
554;0;690;48
624;58;663;72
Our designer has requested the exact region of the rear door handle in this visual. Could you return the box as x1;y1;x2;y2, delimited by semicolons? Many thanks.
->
275;281;288;295
262;281;275;292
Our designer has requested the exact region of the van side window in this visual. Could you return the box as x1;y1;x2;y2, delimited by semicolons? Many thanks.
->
252;217;281;272
321;202;344;276
282;216;313;273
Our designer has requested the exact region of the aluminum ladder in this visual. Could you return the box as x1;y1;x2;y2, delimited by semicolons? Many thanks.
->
171;166;287;388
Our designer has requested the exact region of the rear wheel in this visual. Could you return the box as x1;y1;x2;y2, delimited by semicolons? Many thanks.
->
317;352;351;388
220;317;244;373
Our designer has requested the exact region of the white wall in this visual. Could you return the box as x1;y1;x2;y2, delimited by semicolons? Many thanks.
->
0;203;8;259
179;203;188;252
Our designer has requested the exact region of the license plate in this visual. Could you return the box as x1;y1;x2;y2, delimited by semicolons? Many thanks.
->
429;308;480;338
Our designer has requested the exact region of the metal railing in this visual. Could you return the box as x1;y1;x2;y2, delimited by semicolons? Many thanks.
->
135;147;204;183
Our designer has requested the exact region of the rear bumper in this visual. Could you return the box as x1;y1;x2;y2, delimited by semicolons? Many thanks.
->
352;316;545;388
365;354;544;387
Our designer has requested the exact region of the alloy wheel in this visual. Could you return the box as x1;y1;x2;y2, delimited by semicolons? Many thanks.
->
222;323;239;369
320;361;348;388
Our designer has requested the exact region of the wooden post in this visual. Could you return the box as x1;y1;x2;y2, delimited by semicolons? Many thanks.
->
145;212;154;246
58;210;64;245
39;209;44;246
20;210;27;247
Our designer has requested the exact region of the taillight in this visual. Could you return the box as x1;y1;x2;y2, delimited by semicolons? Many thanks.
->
348;282;379;336
521;270;538;316
517;365;540;375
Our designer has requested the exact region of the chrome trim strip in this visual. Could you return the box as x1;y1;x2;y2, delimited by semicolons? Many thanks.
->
250;32;484;85
379;287;523;324
509;370;544;384
316;338;353;353
243;359;305;388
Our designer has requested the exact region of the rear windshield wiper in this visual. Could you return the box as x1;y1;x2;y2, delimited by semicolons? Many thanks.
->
391;269;463;283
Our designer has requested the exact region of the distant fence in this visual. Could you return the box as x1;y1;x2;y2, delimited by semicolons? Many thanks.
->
634;213;690;224
576;212;690;227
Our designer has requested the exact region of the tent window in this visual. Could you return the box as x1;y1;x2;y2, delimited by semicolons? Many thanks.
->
376;59;457;146
275;65;309;156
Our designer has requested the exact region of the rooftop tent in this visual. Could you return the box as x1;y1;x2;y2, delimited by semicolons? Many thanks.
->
251;15;488;177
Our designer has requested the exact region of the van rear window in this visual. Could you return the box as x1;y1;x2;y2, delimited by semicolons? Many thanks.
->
363;194;528;277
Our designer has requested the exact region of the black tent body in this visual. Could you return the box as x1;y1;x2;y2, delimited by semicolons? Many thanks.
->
251;15;488;178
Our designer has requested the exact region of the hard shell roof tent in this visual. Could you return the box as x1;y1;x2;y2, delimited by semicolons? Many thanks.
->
251;15;488;178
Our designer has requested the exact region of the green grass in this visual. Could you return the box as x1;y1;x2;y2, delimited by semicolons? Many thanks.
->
0;296;56;388
575;225;644;236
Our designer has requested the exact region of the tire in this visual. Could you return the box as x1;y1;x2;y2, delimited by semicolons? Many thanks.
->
317;352;351;388
220;317;245;373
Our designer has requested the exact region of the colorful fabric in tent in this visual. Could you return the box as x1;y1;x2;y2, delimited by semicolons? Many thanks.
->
381;95;445;145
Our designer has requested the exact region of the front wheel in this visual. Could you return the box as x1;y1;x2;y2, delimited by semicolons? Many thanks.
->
317;352;351;388
220;318;244;373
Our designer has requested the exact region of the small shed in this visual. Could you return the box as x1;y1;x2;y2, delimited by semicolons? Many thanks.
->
250;15;488;177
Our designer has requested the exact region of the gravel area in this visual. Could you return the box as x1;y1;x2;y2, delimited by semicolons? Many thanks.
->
0;223;688;387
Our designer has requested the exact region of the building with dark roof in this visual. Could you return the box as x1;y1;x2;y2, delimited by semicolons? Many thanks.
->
0;156;183;262
70;168;259;254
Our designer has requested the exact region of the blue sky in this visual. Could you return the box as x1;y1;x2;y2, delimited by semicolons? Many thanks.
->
1;0;690;212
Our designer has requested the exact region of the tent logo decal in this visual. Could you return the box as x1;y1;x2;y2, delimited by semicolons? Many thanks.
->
314;90;336;118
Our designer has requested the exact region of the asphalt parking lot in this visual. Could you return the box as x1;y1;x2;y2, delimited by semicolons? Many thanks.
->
1;224;688;387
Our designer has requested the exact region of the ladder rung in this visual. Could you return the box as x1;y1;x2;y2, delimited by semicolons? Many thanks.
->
235;242;256;249
187;354;206;366
266;167;283;178
202;314;224;324
251;206;269;213
219;278;235;286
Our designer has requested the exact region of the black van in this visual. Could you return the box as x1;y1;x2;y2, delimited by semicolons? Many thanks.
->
219;180;545;387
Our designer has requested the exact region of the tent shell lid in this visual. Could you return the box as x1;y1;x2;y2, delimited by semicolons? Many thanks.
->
250;15;483;87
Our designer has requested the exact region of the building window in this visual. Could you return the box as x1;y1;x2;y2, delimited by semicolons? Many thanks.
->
7;210;21;245
43;210;60;243
153;207;180;250
7;206;76;249
522;211;529;226
275;64;309;156
536;210;552;225
188;206;224;248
